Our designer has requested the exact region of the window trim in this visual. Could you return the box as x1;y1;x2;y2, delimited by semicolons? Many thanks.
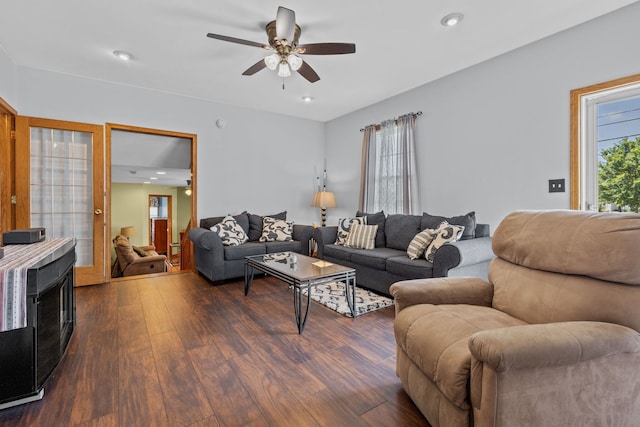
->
570;73;640;210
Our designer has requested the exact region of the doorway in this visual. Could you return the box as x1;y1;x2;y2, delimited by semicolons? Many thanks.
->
148;194;172;257
107;123;197;279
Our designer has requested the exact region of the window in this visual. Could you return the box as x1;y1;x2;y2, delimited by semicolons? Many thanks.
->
570;74;640;212
360;113;419;215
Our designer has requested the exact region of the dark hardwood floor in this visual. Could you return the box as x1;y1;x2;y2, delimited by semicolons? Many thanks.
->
0;272;430;427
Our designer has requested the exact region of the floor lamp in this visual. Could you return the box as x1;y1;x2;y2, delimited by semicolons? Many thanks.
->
311;191;336;227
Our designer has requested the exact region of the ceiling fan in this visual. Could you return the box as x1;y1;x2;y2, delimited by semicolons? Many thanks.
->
206;6;356;84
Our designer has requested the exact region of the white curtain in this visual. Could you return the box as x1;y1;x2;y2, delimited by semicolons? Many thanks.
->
359;113;419;214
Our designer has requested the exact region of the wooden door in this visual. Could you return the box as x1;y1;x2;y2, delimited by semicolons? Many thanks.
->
15;117;106;286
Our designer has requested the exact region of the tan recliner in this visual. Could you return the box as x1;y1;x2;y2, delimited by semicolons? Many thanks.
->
112;235;167;277
391;210;640;427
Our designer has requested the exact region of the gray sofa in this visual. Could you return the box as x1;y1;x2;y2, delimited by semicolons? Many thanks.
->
189;211;314;282
314;211;493;296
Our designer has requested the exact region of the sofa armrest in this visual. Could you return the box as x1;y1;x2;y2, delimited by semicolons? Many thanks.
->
432;236;494;277
292;224;315;255
189;227;223;252
390;277;493;313
313;226;338;258
469;321;640;372
138;244;156;252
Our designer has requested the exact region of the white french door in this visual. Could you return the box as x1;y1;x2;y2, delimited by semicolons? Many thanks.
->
15;117;106;286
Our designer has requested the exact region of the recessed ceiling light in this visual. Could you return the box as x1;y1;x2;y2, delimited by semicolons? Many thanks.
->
156;171;166;175
113;50;133;61
302;96;313;103
150;177;158;180
441;12;464;27
143;181;150;184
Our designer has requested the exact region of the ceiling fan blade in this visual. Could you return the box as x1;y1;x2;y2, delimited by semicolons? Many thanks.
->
207;33;269;49
242;60;267;76
297;61;320;83
275;6;296;42
296;43;356;55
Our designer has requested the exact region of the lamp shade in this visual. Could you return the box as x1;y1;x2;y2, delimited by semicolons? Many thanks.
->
120;226;136;238
311;191;336;208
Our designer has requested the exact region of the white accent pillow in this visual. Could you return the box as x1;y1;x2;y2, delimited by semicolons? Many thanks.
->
424;221;465;263
344;224;379;250
335;217;367;245
259;217;293;242
407;228;438;260
210;215;248;246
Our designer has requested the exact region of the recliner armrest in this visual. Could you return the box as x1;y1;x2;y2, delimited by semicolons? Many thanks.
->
469;321;640;372
390;277;493;313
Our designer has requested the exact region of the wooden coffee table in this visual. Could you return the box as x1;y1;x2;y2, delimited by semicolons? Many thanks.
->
244;252;356;333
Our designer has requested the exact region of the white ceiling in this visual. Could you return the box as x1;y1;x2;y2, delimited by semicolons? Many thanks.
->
110;130;191;187
0;1;637;122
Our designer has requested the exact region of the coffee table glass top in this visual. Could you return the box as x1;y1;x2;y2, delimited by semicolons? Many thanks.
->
244;252;353;282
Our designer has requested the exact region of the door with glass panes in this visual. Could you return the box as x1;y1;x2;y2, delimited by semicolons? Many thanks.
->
15;117;105;286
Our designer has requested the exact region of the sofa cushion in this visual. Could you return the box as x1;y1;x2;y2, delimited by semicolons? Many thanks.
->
394;304;526;409
335;217;366;245
259;217;293;242
264;241;302;254
344;224;378;250
323;244;361;262
223;242;266;260
425;221;465;262
201;212;250;234
386;255;434;278
132;246;148;257
211;215;249;246
351;247;405;270
248;211;286;241
422;211;476;240
406;228;438;260
356;210;386;247
385;214;422;251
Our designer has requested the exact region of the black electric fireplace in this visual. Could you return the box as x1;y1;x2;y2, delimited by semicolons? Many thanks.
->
0;240;76;409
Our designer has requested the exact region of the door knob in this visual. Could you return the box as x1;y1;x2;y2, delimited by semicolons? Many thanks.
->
94;209;102;215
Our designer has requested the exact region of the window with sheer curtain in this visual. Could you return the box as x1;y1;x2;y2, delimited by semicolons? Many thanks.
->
359;113;419;215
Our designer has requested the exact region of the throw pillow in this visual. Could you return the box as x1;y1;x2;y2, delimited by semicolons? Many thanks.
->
425;221;465;263
259;217;293;242
335;217;367;245
248;211;286;241
132;246;148;257
344;224;379;250
421;211;476;240
210;215;248;246
356;210;386;247
406;228;438;260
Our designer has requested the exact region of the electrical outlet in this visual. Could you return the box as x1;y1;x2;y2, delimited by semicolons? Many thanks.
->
549;179;565;193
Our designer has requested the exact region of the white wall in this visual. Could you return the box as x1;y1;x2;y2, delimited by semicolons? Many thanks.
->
0;44;17;105
10;67;325;225
325;2;640;232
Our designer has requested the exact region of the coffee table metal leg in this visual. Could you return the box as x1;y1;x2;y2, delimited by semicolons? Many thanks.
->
244;264;255;296
293;283;312;334
344;273;357;317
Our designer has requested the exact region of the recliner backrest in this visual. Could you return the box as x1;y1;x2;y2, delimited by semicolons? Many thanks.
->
489;210;640;331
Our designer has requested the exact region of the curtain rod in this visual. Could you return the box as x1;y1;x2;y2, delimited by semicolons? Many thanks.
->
360;111;422;132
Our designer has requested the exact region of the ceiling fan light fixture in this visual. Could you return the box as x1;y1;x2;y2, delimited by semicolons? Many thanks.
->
264;53;280;70
441;12;464;27
278;62;291;77
287;54;303;71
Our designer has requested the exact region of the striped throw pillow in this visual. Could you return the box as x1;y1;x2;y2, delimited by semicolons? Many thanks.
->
344;224;379;250
406;228;438;260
